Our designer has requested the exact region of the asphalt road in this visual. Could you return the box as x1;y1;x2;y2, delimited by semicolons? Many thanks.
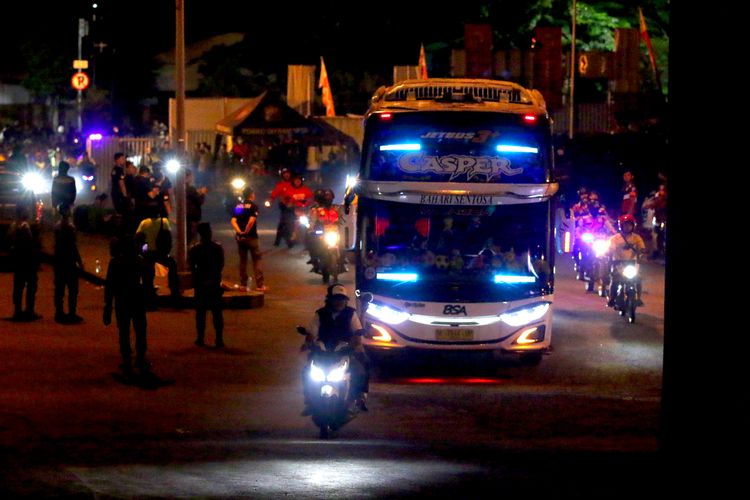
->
1;173;668;497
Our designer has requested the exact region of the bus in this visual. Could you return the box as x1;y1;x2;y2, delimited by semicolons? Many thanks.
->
349;79;559;366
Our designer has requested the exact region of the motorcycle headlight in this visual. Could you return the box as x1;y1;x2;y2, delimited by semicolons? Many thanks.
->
622;264;638;279
299;215;310;228
500;302;550;327
230;178;246;190
327;360;348;382
309;362;326;383
366;302;409;325
323;230;339;247
592;239;609;257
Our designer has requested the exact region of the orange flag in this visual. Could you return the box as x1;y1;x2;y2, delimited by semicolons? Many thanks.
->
319;57;336;117
418;43;428;79
639;7;658;77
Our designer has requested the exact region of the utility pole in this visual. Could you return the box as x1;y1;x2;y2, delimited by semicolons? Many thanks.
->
77;18;88;133
568;0;576;140
174;0;187;273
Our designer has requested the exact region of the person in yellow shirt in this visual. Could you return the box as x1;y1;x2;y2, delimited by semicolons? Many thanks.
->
606;214;646;307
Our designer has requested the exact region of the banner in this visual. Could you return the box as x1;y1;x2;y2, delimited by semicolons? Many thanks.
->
639;7;659;77
319;57;336;117
418;43;429;79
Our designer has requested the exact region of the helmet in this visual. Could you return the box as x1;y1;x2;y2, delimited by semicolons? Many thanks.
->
313;188;326;204
617;213;636;230
577;186;589;197
279;167;291;178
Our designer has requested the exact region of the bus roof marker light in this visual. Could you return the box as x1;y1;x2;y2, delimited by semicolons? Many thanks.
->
496;145;538;154
380;113;392;120
380;143;421;151
523;114;537;122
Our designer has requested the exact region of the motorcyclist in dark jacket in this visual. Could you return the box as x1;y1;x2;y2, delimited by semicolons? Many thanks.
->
301;284;369;415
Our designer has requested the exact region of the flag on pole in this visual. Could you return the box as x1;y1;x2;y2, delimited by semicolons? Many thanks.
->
418;43;429;79
319;57;336;117
638;7;658;77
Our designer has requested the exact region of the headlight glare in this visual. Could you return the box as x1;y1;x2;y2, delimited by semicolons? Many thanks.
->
500;302;550;327
366;302;409;325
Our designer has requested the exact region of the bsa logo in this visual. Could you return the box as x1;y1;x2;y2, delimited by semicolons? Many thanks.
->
443;305;467;316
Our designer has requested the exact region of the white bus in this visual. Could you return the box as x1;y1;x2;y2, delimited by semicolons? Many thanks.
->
350;79;559;366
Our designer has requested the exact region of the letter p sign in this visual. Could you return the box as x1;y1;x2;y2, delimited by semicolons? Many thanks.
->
71;72;90;91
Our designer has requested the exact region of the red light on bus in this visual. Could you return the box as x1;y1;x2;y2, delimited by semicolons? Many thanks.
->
380;113;392;120
523;115;537;123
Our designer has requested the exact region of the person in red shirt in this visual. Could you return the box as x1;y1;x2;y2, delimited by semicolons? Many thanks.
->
282;175;314;248
620;170;638;218
267;168;293;247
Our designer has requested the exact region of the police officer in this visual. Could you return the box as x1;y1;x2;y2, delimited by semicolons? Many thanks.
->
230;186;265;291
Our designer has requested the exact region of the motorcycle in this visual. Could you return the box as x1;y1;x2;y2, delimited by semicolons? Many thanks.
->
606;259;640;323
576;230;610;293
307;221;344;284
297;326;358;439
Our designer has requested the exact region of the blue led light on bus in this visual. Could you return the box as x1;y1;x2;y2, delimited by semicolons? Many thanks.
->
493;274;537;284
376;272;419;282
496;145;539;154
379;143;421;151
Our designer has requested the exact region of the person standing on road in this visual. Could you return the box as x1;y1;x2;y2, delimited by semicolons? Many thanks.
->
53;205;84;324
267;168;293;247
51;160;77;216
230;186;266;291
188;222;225;348
110;152;129;219
135;207;181;307
185;169;207;245
103;235;151;375
9;206;42;321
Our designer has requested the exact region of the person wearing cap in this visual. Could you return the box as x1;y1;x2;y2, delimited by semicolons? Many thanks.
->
301;283;369;415
231;186;266;291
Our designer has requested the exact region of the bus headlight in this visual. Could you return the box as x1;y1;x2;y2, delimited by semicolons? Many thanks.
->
500;302;550;327
366;302;409;325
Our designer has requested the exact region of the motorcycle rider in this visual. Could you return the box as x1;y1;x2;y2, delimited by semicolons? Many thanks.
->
301;284;369;415
306;188;342;273
267;168;294;247
606;214;646;307
282;174;314;248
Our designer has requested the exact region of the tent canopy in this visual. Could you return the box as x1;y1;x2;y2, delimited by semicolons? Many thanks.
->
215;91;316;136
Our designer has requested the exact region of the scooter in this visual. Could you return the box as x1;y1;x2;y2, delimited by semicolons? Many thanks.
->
606;259;640;324
297;326;358;439
578;231;610;293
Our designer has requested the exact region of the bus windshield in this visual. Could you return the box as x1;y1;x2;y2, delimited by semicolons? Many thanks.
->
358;198;554;303
363;111;552;184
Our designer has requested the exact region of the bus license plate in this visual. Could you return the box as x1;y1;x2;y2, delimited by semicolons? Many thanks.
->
435;329;474;341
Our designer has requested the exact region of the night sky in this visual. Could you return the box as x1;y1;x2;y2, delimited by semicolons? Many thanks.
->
2;0;493;78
